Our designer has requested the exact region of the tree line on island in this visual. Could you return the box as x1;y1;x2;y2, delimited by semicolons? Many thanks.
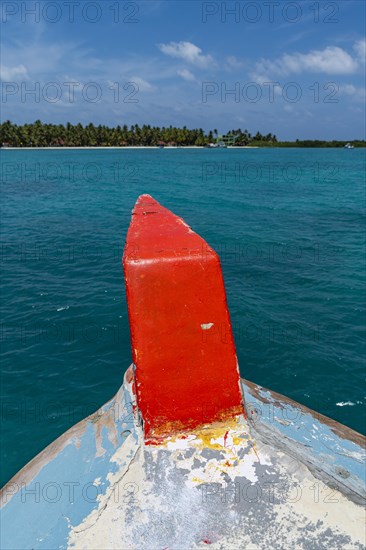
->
0;120;364;148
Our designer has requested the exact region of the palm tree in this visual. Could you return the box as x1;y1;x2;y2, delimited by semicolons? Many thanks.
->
0;121;286;147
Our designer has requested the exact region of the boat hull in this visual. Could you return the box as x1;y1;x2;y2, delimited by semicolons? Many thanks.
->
1;367;365;549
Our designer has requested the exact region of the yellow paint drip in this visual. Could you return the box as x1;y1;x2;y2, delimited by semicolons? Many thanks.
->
161;415;252;455
148;414;266;487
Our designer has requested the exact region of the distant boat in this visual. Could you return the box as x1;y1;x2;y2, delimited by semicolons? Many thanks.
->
344;143;354;149
206;141;227;149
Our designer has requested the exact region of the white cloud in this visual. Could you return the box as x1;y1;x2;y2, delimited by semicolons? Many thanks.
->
158;41;214;68
226;56;245;70
0;64;29;80
249;72;273;85
341;84;357;95
255;45;359;76
2;40;98;77
129;76;154;91
339;84;366;102
177;68;195;81
286;46;358;74
354;39;366;62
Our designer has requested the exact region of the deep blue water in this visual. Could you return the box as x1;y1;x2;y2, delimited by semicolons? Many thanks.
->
1;147;365;486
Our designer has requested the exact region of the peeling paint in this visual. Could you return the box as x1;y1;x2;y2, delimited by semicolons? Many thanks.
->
1;370;365;550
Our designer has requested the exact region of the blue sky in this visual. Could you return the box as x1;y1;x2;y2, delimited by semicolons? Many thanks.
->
1;0;365;139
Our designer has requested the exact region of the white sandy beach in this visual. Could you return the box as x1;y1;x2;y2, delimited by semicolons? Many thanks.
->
1;145;259;150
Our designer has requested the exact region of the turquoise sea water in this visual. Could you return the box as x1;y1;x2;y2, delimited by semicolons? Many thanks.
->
1;148;365;486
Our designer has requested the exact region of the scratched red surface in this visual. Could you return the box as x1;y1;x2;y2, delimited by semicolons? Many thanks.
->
123;195;244;441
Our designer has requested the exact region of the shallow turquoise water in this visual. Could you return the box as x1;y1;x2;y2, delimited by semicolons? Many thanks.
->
1;148;365;485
